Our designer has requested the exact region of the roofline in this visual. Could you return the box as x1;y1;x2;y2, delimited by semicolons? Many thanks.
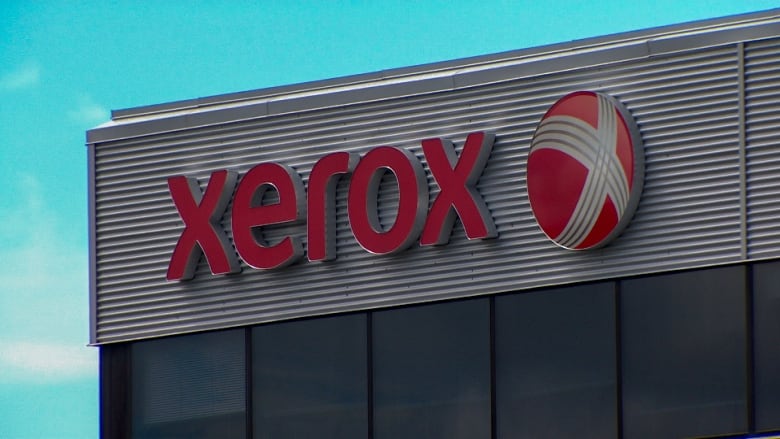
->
88;8;780;143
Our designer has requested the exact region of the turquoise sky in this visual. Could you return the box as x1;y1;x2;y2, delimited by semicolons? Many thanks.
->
1;2;777;437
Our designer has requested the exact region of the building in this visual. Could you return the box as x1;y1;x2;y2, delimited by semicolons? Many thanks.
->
87;9;780;439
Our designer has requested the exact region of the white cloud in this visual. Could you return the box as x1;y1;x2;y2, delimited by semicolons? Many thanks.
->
0;63;40;91
0;340;97;383
68;95;109;124
0;174;90;368
0;174;95;383
0;174;84;292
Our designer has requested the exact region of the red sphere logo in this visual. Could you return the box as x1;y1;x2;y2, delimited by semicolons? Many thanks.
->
527;91;644;250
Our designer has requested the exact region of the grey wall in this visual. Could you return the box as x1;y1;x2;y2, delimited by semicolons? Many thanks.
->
87;12;780;344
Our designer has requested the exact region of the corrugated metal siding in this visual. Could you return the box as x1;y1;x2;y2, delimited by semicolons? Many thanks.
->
746;37;780;259
91;35;778;344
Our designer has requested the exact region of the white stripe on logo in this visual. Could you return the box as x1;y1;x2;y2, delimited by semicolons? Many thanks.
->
530;94;630;248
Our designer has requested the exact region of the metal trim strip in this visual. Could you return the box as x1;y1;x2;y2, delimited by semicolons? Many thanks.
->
739;42;748;260
88;142;98;345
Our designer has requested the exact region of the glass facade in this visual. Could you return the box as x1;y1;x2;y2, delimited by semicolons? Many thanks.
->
130;329;246;439
621;266;747;438
495;282;617;438
252;314;367;439
754;261;780;432
372;299;490;439
110;261;780;439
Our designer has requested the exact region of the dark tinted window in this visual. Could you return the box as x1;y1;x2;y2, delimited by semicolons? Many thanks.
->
131;329;246;439
372;299;490;439
495;283;617;438
754;261;780;431
621;266;747;439
252;314;367;439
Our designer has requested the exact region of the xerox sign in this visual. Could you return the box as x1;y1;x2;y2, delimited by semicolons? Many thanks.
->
166;91;645;281
527;91;644;250
166;132;497;281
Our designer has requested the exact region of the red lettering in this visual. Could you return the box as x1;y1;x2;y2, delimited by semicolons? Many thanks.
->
348;146;428;254
232;163;305;269
166;171;239;281
166;132;498;280
420;132;497;245
307;152;359;262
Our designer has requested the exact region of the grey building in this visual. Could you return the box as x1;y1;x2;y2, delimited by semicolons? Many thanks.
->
88;9;780;439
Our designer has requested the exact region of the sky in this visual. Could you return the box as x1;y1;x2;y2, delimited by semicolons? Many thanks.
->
0;1;777;437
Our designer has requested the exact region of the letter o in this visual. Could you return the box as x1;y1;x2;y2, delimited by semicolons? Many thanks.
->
348;146;428;254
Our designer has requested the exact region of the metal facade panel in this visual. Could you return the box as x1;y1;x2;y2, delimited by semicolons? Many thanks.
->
746;37;780;259
89;20;780;344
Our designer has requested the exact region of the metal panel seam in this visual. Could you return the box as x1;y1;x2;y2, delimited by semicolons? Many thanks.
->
738;42;748;260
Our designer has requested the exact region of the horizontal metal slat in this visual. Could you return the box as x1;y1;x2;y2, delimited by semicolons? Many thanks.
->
92;41;755;344
745;37;780;259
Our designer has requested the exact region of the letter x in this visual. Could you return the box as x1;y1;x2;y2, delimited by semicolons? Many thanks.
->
166;170;240;280
420;131;497;245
